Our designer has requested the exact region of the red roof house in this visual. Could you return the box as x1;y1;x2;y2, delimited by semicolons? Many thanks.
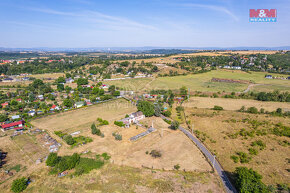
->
1;120;25;131
1;102;9;108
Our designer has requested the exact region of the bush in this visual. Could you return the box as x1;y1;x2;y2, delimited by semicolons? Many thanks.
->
63;135;75;145
150;150;162;158
248;148;259;155
46;153;60;167
174;164;180;170
251;140;266;150
114;121;125;127
11;177;28;193
234;167;268;193
162;110;171;117
230;155;240;163
74;158;104;176
112;132;122;140
137;101;155;117
247;107;259;114
163;119;171;124
212;105;223;111
91;123;101;136
97;118;109;125
236;152;251;163
170;121;180;130
101;153;111;160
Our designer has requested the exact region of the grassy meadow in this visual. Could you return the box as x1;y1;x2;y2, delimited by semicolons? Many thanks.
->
103;70;290;93
183;108;290;186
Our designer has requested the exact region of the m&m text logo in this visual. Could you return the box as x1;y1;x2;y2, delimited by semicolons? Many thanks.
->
249;9;277;22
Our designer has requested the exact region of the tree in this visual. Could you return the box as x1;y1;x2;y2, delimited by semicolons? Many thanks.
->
63;135;75;145
234;167;268;193
57;84;64;91
11;177;28;193
108;85;115;94
67;153;80;169
46;152;59;167
180;86;188;96
91;123;101;136
0;114;8;122
31;79;44;89
77;78;88;86
63;99;73;108
113;90;120;96
56;77;66;84
170;121;180;130
137;101;155;117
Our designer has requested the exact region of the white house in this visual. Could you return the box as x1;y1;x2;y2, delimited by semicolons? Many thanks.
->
119;111;145;127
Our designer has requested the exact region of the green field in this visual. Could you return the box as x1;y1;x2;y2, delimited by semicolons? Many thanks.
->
103;70;290;93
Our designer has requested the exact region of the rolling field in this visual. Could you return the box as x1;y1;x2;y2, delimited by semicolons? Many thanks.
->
31;99;211;172
186;97;290;112
184;108;290;186
104;70;290;93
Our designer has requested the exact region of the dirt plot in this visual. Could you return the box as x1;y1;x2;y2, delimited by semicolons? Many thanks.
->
0;133;48;186
32;99;211;172
186;97;290;112
184;108;290;185
55;116;211;172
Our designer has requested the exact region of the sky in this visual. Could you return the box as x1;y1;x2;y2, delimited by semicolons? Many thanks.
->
0;0;290;48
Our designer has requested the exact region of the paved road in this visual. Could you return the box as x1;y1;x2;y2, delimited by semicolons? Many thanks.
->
160;115;237;193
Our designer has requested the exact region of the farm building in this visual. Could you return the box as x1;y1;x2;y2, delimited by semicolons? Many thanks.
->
75;101;84;108
1;120;25;131
118;111;145;127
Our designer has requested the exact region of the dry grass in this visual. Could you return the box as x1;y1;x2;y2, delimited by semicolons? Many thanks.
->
9;164;224;193
186;97;290;112
31;99;211;172
184;107;290;185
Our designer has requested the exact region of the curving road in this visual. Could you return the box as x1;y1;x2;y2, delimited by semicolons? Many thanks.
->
160;115;237;193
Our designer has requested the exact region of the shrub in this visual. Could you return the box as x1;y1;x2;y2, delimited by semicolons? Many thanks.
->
234;167;268;193
212;105;223;111
174;164;180;170
150;150;162;158
251;140;266;150
114;121;125;127
112;132;122;140
101;153;111;160
11;177;28;193
74;158;104;176
170;121;180;130
247;107;258;114
137;101;155;117
46;152;60;167
248;148;259;155
63;135;75;145
163;118;171;124
230;155;240;163
91;123;101;136
97;118;109;125
236;152;251;163
162;110;171;117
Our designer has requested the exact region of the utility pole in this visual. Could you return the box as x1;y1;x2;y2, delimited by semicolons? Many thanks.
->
191;124;194;135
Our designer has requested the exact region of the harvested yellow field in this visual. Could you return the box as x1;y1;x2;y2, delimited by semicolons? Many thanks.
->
186;97;290;112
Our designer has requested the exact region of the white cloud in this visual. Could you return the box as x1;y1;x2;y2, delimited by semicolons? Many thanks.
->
181;3;239;21
26;7;158;31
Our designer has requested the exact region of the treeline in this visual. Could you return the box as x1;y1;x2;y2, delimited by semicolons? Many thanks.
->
255;91;290;102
